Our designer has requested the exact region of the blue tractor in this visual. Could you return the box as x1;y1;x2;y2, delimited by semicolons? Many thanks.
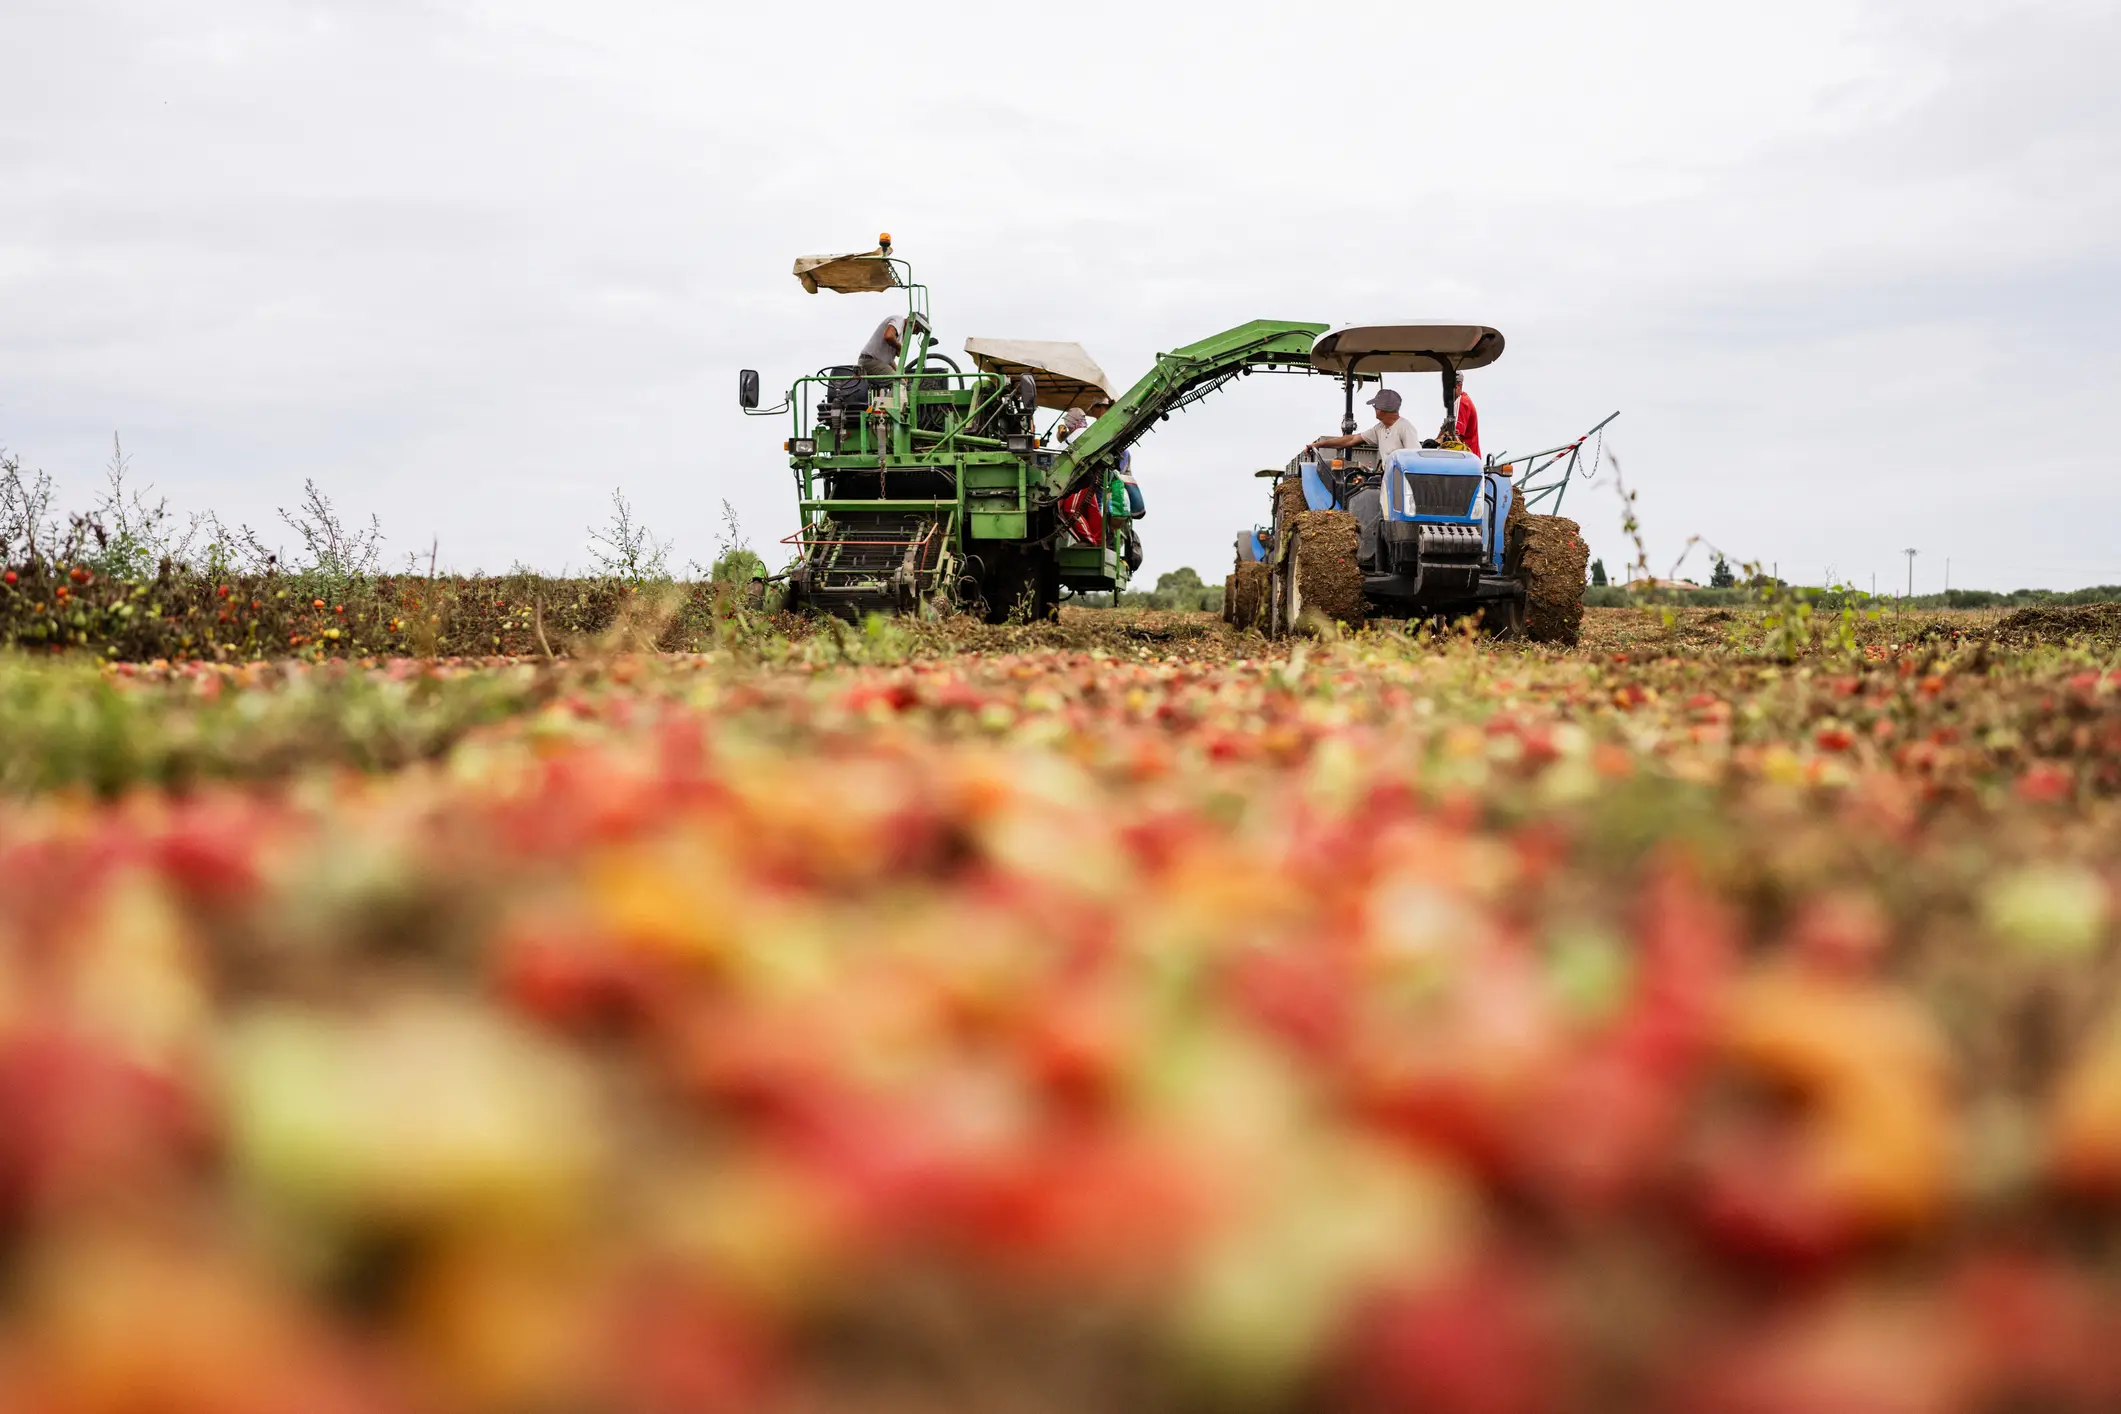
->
1227;323;1607;644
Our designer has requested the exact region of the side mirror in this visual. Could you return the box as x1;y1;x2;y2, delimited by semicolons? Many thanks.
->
738;369;760;410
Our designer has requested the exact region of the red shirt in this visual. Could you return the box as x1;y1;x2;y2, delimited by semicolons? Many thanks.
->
1455;393;1481;458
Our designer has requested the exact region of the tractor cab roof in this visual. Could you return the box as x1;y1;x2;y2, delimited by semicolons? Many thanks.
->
962;339;1118;411
1310;323;1505;376
792;247;902;294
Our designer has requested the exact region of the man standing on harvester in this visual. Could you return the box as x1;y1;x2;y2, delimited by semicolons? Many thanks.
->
1306;386;1420;568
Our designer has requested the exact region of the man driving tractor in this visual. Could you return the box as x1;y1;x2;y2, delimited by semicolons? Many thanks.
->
1306;386;1418;568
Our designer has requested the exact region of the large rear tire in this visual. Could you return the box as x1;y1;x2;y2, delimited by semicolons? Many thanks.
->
1229;561;1268;631
978;547;1060;625
1273;476;1309;538
1275;510;1364;637
1507;504;1589;645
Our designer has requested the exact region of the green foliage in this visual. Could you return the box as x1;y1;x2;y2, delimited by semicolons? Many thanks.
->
1919;586;2121;610
80;436;201;581
276;478;383;587
1591;558;1608;588
0;569;771;664
0;450;58;564
710;549;766;583
706;499;766;586
0;654;545;796
586;488;669;584
1710;555;1735;589
1748;576;1880;661
1113;565;1222;613
1588;582;2121;615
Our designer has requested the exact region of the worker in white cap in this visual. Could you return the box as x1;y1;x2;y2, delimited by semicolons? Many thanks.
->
1306;386;1417;567
1307;386;1422;461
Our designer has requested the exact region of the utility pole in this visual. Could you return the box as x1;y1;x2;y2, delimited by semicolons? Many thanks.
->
1903;548;1918;600
1946;558;1951;593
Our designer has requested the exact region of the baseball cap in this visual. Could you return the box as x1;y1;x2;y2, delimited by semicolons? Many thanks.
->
1367;388;1402;412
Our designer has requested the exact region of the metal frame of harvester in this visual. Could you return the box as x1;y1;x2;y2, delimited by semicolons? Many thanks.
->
742;236;1332;622
744;238;1609;642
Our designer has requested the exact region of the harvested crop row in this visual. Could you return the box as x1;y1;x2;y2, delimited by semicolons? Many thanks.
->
0;632;2119;1411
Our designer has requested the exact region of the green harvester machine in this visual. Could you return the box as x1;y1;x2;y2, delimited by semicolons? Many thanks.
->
739;236;1329;622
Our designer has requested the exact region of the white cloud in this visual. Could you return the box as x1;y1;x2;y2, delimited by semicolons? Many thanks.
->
0;0;2114;591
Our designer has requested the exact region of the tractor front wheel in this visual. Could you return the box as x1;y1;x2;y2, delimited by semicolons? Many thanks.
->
1273;510;1364;637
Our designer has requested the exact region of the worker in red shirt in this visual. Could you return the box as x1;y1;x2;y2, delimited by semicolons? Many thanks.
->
1452;378;1481;459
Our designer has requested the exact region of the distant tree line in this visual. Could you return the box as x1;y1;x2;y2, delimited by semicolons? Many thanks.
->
1076;567;1224;612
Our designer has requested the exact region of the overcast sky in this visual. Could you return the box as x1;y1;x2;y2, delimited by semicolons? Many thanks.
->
3;0;2117;592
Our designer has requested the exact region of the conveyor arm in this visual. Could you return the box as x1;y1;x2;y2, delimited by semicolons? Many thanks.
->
1048;319;1330;495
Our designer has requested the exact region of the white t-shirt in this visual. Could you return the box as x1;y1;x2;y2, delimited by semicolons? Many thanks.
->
1359;416;1423;463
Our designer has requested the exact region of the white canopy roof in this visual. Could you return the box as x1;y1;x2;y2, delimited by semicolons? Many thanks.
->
1310;323;1505;375
962;338;1118;411
792;248;901;294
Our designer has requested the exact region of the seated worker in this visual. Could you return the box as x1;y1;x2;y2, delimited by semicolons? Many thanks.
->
1116;449;1144;572
1306;386;1418;567
1082;396;1144;571
855;315;904;380
1072;397;1145;514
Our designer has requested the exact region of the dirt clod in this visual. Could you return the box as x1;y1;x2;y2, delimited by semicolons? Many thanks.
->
1992;604;2121;646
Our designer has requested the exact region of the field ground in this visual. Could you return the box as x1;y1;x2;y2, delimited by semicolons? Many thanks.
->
3;603;2121;1411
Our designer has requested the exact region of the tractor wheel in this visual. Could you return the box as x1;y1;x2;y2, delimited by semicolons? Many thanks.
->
1277;510;1365;636
978;548;1059;624
1273;476;1309;535
1508;505;1589;645
1482;597;1526;639
1229;561;1268;631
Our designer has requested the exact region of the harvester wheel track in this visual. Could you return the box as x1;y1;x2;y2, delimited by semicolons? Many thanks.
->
1507;499;1589;645
1278;510;1364;636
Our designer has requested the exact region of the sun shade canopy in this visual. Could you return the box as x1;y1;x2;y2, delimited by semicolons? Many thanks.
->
962;339;1119;411
1310;323;1505;375
792;248;902;294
